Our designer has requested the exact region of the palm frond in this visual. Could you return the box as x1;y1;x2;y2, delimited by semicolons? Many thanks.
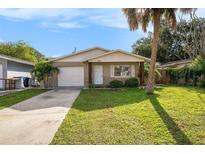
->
164;9;177;29
179;8;196;14
122;8;139;31
141;9;151;32
122;8;195;32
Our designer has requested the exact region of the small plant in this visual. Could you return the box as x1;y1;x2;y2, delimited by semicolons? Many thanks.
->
144;63;161;79
32;61;59;88
124;78;139;87
109;80;124;88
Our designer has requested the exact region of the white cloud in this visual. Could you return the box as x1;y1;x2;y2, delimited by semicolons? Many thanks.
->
86;9;128;29
88;15;127;29
0;8;129;30
50;54;62;58
41;21;87;30
0;9;84;20
1;8;204;31
56;22;88;29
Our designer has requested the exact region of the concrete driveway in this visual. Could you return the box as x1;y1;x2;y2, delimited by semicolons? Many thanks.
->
0;88;81;145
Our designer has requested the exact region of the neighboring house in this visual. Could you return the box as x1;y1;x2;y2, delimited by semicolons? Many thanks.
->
50;47;150;87
0;54;34;89
157;59;192;84
158;59;192;70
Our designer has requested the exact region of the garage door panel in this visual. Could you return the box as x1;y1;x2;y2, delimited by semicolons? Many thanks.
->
58;67;84;86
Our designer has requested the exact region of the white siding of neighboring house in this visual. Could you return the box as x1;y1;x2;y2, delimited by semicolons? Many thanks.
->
7;61;33;78
7;71;31;78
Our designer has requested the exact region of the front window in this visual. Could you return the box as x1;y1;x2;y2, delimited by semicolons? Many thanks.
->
113;65;131;77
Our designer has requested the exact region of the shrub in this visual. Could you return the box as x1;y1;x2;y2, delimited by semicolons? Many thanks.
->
124;78;139;87
166;56;205;86
32;61;59;82
109;80;124;88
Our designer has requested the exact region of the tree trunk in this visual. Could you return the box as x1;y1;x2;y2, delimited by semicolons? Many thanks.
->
43;79;46;89
146;10;161;94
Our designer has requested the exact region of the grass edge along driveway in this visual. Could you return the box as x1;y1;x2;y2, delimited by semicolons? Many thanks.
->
51;86;205;145
0;89;49;110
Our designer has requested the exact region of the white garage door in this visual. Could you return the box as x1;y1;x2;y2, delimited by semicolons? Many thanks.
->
0;64;3;88
58;67;84;87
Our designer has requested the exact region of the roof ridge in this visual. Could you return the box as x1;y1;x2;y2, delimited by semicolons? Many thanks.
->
51;46;111;62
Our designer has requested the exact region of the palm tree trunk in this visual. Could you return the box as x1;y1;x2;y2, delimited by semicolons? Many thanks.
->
146;10;161;94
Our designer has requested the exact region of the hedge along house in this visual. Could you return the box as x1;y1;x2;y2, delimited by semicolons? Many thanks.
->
0;54;34;89
50;47;150;88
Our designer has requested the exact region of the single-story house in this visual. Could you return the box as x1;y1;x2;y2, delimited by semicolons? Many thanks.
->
50;47;150;87
0;54;34;89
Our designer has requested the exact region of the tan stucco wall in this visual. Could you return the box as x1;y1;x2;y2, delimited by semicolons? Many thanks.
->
84;62;89;87
52;62;84;67
51;61;140;88
92;62;140;86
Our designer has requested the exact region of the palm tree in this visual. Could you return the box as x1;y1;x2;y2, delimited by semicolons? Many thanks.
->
122;8;194;94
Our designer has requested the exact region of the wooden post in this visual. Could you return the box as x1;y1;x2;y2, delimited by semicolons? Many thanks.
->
88;63;92;85
140;62;144;86
9;80;11;90
5;79;7;90
13;80;15;89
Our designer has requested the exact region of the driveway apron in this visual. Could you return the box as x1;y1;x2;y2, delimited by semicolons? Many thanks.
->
0;88;80;145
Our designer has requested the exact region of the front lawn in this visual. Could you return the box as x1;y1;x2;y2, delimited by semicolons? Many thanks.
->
51;86;205;145
0;89;48;110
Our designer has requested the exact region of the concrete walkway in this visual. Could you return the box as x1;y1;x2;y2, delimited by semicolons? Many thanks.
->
0;88;81;145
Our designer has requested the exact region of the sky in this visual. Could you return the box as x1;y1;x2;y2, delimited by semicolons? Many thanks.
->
0;8;205;57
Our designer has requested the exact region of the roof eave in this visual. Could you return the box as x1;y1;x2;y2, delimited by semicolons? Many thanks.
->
50;46;111;62
0;54;35;66
86;50;151;62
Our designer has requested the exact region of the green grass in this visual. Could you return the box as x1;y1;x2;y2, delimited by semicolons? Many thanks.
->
0;89;48;110
51;86;205;145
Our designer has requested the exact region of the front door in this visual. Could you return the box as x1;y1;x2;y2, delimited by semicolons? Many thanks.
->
93;65;103;84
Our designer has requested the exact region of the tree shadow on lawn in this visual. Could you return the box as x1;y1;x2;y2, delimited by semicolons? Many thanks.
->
149;94;192;145
72;88;150;112
73;88;192;144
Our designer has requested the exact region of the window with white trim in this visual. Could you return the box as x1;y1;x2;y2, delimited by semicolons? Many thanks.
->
112;65;131;78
